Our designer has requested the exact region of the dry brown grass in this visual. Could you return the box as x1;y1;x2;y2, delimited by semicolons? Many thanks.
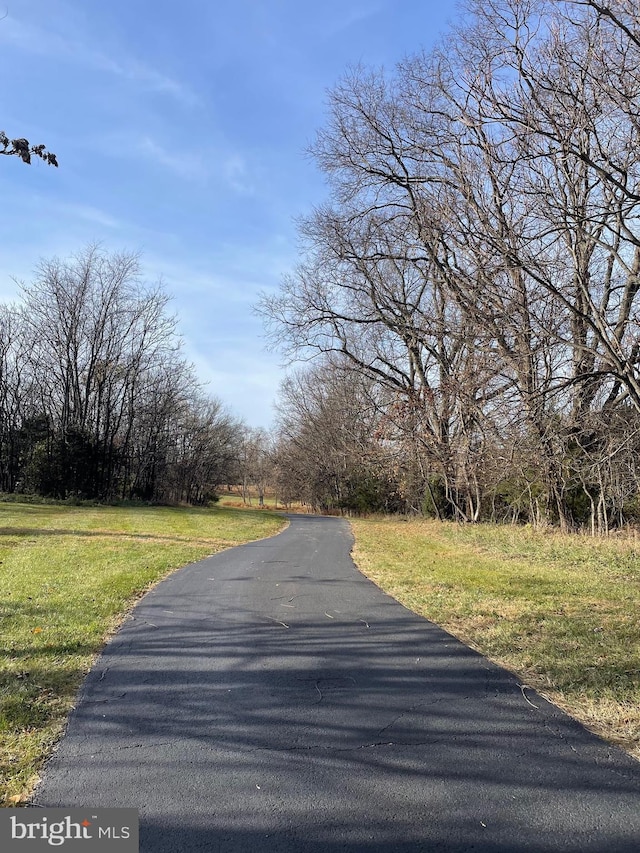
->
350;517;640;760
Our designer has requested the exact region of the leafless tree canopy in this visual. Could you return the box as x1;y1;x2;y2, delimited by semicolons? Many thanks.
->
0;246;240;503
261;0;640;529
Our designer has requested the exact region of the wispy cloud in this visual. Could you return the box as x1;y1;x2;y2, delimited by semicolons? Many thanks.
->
142;242;296;301
93;56;200;108
0;14;199;107
0;191;127;281
12;189;126;232
319;2;386;37
186;347;283;425
103;133;258;194
53;202;124;230
223;155;255;195
136;136;209;181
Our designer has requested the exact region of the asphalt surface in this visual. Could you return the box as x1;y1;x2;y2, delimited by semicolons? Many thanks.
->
33;514;640;852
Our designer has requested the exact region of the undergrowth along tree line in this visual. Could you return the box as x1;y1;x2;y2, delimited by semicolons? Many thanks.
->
0;245;240;504
261;0;640;531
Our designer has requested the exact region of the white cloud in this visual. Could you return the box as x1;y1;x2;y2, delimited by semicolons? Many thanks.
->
318;2;386;37
102;132;259;194
94;57;200;108
142;242;295;301
136;136;210;181
53;202;124;230
0;193;128;300
186;346;283;427
0;14;199;107
223;155;255;195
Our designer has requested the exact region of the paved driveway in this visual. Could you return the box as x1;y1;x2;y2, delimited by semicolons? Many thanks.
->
34;514;640;851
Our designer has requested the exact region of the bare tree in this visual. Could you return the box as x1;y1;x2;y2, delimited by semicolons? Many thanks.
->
261;0;640;529
0;304;33;491
17;246;181;497
0;245;243;504
237;427;275;506
274;360;403;514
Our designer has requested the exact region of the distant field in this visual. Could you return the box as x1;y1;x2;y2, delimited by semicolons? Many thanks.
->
351;518;640;760
0;503;286;805
217;488;306;511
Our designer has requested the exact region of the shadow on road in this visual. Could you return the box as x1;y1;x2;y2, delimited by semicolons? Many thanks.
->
33;516;640;852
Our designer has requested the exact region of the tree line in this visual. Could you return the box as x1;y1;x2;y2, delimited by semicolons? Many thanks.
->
262;0;640;531
0;246;240;503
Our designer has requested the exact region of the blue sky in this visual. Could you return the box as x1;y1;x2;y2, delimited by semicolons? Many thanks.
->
0;0;460;427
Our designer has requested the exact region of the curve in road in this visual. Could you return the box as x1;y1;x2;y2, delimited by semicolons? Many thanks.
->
33;514;640;852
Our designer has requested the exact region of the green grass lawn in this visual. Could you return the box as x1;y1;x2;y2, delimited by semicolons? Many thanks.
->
0;503;286;805
351;518;640;760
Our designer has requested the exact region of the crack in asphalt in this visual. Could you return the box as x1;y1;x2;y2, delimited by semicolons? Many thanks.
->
378;694;473;735
247;740;443;754
67;738;440;761
82;693;127;704
55;741;176;760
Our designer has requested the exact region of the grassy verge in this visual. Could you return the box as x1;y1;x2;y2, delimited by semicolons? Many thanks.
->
1;503;285;805
350;518;640;760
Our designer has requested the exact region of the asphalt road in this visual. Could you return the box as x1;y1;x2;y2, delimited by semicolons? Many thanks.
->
33;514;640;852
